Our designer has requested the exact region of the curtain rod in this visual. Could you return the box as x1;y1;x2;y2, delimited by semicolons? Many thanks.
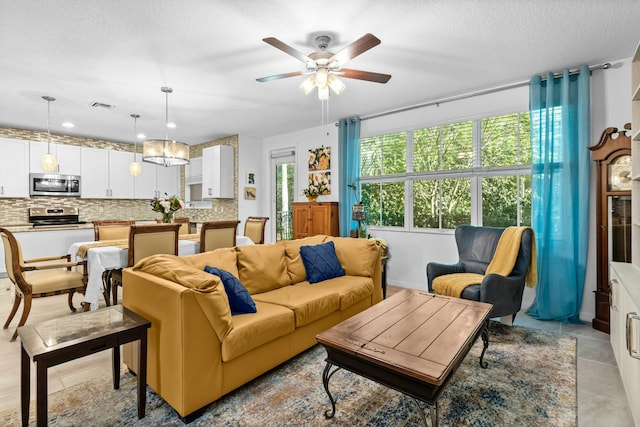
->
360;62;611;121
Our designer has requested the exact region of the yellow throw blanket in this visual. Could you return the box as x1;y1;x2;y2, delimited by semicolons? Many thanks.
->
432;226;537;298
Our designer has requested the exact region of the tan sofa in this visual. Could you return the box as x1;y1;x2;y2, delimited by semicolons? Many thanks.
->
122;235;383;421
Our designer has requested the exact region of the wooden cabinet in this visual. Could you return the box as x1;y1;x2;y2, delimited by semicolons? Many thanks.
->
610;263;640;426
30;141;81;175
292;202;339;239
202;145;233;199
0;137;29;198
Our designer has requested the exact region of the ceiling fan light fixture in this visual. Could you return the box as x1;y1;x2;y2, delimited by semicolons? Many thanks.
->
300;74;316;95
318;85;329;101
143;87;190;167
328;74;346;95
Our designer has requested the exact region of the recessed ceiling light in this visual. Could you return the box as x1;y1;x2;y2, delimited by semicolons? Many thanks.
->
166;122;176;129
62;122;74;128
137;133;146;139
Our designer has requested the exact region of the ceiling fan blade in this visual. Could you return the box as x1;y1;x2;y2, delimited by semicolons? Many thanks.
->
339;68;391;83
263;37;313;63
328;33;381;66
256;71;304;82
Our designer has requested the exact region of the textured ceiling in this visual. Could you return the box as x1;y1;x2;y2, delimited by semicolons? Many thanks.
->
1;0;640;145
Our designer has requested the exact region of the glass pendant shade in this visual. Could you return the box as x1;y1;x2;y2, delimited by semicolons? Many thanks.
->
129;161;142;176
40;152;57;172
328;75;346;95
318;85;330;101
143;139;190;166
299;75;316;95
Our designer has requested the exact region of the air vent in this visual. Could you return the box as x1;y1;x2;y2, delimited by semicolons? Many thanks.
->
90;102;116;109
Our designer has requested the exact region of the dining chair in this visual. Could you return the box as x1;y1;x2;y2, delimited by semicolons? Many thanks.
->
200;220;240;252
92;220;134;305
93;220;135;241
110;223;181;305
156;217;190;235
244;216;269;244
1;227;88;341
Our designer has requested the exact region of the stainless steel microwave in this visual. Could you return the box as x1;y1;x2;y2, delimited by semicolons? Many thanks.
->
29;173;81;197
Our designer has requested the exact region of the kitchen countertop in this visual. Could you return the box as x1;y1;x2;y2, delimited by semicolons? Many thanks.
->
0;223;95;233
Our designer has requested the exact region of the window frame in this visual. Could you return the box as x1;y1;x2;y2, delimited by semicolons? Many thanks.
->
360;111;532;233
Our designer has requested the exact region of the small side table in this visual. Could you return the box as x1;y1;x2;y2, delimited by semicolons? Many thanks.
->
18;305;151;427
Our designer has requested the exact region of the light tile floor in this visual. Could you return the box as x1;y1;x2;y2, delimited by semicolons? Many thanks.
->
0;280;635;426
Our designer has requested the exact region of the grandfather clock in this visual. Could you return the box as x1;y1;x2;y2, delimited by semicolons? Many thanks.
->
588;123;632;333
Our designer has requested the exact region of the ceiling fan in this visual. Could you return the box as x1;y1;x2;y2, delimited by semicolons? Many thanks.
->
256;33;392;100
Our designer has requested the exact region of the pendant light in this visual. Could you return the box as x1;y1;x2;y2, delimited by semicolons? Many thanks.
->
142;87;189;167
40;96;57;172
129;113;142;176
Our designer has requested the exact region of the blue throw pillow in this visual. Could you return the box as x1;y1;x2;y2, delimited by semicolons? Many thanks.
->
204;266;257;315
299;241;345;284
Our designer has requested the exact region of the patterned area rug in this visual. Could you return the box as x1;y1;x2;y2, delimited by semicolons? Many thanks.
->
1;322;576;426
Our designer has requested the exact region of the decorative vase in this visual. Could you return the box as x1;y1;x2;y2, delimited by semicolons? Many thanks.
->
162;211;174;223
306;195;318;202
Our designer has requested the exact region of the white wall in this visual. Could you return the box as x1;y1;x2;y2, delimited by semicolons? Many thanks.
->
237;134;263;233
251;56;632;322
261;124;339;242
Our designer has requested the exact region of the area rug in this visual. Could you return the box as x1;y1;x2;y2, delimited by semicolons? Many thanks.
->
1;322;576;426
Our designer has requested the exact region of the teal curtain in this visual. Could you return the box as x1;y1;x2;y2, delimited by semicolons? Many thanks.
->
526;66;590;323
338;117;361;237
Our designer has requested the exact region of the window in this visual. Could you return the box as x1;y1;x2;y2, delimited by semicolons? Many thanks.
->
360;112;531;230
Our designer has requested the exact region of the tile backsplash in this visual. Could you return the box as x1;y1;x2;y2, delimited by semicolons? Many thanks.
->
0;127;238;225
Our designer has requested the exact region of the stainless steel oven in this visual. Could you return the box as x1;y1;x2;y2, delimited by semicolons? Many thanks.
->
29;173;81;197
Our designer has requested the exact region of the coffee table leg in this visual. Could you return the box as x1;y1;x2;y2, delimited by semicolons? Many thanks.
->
479;320;490;369
20;345;29;427
411;397;438;427
113;345;120;389
321;362;341;419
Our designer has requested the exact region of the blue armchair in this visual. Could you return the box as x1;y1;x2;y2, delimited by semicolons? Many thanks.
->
426;225;534;322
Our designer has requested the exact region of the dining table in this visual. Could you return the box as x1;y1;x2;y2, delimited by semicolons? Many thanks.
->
68;234;254;310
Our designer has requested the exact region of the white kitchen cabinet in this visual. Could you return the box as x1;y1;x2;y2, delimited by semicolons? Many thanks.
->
0;137;29;198
134;161;180;200
610;262;640;426
80;147;134;199
30;141;81;175
202;145;233;199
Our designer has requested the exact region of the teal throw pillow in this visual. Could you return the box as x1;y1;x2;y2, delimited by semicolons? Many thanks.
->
204;266;256;315
299;241;345;284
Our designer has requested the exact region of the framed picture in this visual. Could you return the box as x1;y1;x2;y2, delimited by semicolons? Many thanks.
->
246;172;255;185
308;146;331;171
308;171;331;195
244;187;256;200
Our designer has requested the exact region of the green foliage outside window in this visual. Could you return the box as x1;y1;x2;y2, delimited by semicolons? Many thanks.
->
361;112;532;230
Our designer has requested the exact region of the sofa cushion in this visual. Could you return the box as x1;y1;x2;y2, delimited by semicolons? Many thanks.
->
325;237;379;278
204;266;256;315
180;247;239;278
221;301;295;362
283;235;328;284
313;275;374;310
132;254;234;341
252;282;340;327
300;241;345;284
236;244;290;294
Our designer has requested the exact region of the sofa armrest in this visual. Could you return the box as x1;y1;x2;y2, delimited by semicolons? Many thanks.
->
426;262;465;292
123;268;224;417
480;273;526;318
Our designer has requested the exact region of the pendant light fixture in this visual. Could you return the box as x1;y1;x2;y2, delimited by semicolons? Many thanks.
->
40;96;58;172
142;87;189;167
129;113;142;176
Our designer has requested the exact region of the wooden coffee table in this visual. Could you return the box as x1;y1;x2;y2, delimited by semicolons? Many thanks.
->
316;289;492;427
18;305;151;427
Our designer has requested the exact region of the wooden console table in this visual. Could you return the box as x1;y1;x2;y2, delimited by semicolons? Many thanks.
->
18;305;151;426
